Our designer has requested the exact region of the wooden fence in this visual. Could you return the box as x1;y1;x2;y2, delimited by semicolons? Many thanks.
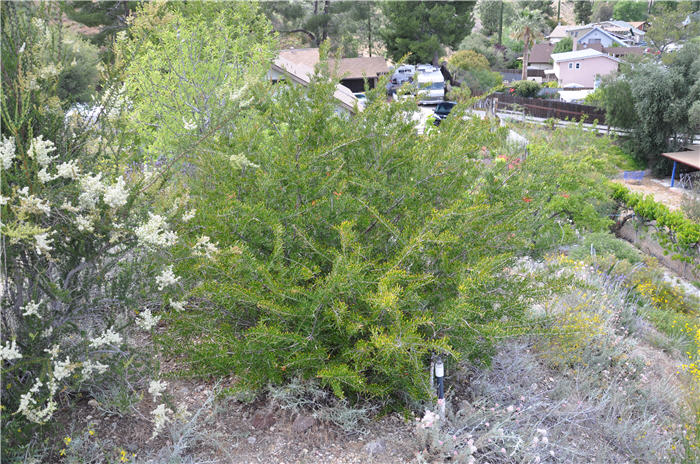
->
483;92;607;124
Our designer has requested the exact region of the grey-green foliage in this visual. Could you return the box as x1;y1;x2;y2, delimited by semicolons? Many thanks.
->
459;32;519;69
263;0;381;56
599;43;700;166
569;232;643;263
574;0;594;24
477;0;514;37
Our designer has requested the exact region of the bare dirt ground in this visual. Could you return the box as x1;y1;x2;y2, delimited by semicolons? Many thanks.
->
613;177;687;211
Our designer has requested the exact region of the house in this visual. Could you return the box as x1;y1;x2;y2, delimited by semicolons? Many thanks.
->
278;48;389;93
567;21;645;49
550;48;621;88
528;43;555;71
546;24;576;44
574;26;628;50
268;55;358;115
629;20;649;32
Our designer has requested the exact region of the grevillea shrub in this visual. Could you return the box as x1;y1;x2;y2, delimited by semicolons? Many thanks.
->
0;6;191;460
152;45;623;405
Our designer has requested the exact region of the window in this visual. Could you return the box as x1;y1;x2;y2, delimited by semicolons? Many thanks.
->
575;62;580;69
568;62;573;69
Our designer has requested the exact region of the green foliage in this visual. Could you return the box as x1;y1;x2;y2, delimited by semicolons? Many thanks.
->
151;59;623;407
448;50;503;94
510;8;547;79
569;232;643;263
60;0;137;47
477;0;514;37
612;184;700;252
459;32;520;69
509;80;541;97
593;1;615;22
118;1;276;163
263;0;380;56
0;4;179;460
553;36;573;54
646;2;700;53
575;0;594;23
381;0;476;64
598;43;700;166
613;0;649;22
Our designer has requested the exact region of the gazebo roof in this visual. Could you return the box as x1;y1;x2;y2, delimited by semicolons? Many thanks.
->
662;147;700;170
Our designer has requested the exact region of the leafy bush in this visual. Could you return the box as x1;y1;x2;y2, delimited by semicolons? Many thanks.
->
148;56;627;409
509;80;541;97
0;5;191;460
612;184;700;253
569;232;643;263
552;36;573;53
448;50;503;94
458;32;519;69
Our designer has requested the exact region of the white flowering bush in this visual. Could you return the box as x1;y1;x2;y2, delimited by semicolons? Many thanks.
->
0;6;191;459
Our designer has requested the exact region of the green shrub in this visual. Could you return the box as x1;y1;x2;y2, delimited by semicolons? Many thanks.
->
612;184;700;252
570;232;643;263
552;36;573;53
509;80;541;97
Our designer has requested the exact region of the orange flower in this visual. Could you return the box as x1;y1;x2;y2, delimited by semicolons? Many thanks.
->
522;197;532;203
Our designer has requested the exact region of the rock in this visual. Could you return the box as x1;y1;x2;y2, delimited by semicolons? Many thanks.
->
365;439;386;456
87;399;99;408
247;436;257;445
252;410;276;430
292;414;315;434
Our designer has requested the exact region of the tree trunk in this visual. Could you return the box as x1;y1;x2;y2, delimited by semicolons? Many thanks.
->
432;49;439;66
521;28;530;81
368;5;372;57
498;1;504;45
321;0;330;43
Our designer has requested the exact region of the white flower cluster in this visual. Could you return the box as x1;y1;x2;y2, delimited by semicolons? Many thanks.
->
193;235;219;259
89;327;123;348
16;379;58;424
151;403;172;439
136;308;161;331
52;356;75;381
229;153;259;170
18;187;51;215
38;167;56;183
169;299;187;312
103;176;129;209
74;214;94;232
21;300;42;318
28;135;57;167
78;172;105;209
155;265;180;291
35;232;54;256
56;160;81;179
0;135;15;169
148;379;167;399
181;208;196;222
16;345;60;424
183;117;197;131
0;339;22;361
135;213;178;249
81;360;108;379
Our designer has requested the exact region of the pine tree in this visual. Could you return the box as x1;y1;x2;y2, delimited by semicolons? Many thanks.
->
381;0;476;65
574;0;593;24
